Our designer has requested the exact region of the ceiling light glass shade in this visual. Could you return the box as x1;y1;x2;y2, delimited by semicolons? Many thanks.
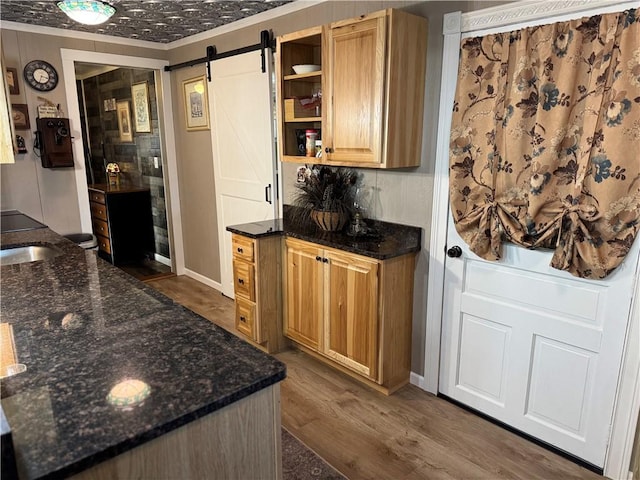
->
57;1;116;25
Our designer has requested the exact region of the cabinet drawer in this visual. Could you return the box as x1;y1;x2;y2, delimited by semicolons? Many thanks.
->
233;259;255;301
91;218;109;238
90;202;108;221
235;296;256;341
96;235;111;254
88;190;106;204
232;235;254;262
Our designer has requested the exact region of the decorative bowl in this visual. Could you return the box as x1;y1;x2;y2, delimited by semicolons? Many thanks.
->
292;64;321;75
311;209;349;232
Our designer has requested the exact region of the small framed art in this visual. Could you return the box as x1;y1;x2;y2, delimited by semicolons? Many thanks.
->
131;81;151;133
182;75;209;131
116;100;133;142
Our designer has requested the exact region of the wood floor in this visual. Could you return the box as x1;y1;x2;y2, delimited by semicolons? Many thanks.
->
119;258;174;282
147;275;602;480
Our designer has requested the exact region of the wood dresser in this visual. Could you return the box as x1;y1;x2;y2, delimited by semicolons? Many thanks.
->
88;183;154;265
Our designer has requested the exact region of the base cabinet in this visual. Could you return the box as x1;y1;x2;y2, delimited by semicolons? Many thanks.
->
231;234;285;353
284;237;415;393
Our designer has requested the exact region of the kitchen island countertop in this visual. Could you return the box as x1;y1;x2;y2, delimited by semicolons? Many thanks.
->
0;228;286;479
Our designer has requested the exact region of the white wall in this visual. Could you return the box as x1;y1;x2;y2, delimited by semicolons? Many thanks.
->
0;28;165;234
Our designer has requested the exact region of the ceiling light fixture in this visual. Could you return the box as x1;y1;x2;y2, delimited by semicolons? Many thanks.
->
57;0;116;25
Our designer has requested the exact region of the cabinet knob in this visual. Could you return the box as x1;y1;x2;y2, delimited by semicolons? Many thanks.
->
315;255;322;261
237;247;243;253
324;147;332;153
446;246;463;258
240;316;246;323
238;278;245;285
322;258;329;263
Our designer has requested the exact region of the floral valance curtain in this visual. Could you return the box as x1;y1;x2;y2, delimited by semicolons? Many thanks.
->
449;9;640;279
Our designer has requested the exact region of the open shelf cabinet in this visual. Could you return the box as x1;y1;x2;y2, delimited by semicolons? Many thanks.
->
276;26;323;162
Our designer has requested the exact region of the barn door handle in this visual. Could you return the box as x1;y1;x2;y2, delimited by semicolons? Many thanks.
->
446;246;462;258
265;184;272;204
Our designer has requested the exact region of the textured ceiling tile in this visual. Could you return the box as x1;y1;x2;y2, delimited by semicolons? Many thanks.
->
0;0;292;44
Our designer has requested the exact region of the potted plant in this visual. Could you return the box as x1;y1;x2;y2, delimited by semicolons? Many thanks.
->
292;165;362;232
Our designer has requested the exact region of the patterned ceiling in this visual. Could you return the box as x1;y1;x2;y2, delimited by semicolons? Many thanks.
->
0;0;293;44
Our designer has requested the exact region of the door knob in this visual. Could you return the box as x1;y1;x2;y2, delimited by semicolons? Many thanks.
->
447;246;462;258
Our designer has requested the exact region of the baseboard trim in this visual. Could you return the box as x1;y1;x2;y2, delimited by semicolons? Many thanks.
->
184;269;223;292
410;372;425;389
154;254;171;267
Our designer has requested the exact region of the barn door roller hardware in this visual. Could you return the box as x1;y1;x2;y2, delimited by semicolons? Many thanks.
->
164;30;275;80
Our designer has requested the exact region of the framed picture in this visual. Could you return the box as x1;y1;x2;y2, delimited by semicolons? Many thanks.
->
6;68;19;95
116;101;133;142
131;82;151;133
11;104;30;130
182;75;209;131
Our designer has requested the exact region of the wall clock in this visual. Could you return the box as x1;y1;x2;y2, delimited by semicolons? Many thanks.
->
23;60;59;92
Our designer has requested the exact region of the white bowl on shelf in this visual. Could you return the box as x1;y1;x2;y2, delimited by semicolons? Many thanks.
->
292;64;321;74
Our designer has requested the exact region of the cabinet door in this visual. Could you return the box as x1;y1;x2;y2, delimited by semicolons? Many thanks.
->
323;249;379;380
284;239;324;350
324;14;386;165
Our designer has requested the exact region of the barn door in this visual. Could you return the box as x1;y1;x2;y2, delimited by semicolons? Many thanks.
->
209;50;278;298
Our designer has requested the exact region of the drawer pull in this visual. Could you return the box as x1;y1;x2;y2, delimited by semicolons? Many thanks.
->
239;316;246;323
237;247;243;253
238;278;245;285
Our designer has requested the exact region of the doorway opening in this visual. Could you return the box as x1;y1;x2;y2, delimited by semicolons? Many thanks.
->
75;62;172;282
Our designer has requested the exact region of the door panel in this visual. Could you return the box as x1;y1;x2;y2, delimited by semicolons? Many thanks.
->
441;220;639;467
324;16;385;164
210;51;277;297
284;239;323;350
324;250;378;379
526;336;594;435
457;315;511;406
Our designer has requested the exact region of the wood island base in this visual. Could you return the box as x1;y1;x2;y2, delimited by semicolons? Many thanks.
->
71;384;282;480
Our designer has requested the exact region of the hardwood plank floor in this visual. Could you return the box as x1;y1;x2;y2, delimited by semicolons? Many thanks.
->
147;275;602;480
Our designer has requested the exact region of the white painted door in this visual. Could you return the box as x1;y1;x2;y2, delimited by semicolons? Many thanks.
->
209;50;278;298
440;215;640;467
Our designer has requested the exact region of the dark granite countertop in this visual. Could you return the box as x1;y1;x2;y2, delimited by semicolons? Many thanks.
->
0;228;285;479
0;211;47;234
226;207;421;260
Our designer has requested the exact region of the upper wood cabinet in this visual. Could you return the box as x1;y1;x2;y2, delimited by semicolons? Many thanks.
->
276;9;428;168
276;26;323;162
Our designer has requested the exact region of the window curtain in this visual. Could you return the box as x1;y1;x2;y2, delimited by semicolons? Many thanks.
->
449;9;640;279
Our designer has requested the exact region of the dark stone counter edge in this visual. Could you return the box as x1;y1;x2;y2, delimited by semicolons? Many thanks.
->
42;370;286;480
226;219;422;260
